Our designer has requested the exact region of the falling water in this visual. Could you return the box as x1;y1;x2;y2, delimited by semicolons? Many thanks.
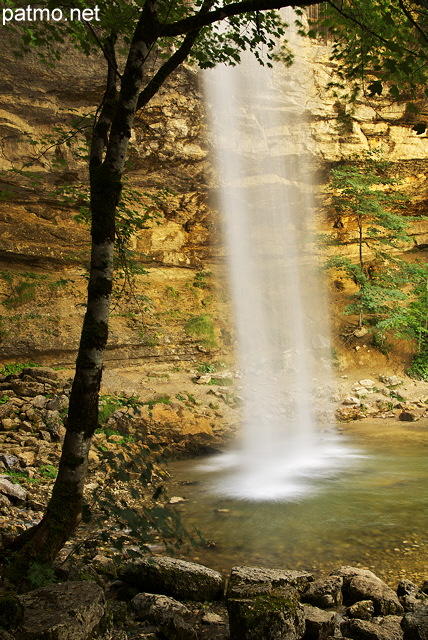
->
202;14;358;500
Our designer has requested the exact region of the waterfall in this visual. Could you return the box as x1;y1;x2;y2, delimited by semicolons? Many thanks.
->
202;14;355;500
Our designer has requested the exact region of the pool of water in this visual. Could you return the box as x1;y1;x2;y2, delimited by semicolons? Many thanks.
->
167;422;428;586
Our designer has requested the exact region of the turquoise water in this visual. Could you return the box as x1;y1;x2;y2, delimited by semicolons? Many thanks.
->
168;426;428;586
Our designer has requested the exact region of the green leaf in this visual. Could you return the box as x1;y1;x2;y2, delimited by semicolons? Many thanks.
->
368;81;383;96
413;122;427;135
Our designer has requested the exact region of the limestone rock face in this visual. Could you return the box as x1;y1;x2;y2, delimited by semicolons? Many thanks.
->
0;30;427;371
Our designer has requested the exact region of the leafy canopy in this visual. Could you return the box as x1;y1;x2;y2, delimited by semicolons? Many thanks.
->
307;0;428;131
3;0;294;69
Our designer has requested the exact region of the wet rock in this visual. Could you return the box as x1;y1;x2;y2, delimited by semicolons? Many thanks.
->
121;556;225;601
331;567;403;616
302;576;343;608
303;604;337;640
347;600;375;620
397;581;427;612
401;605;428;640
17;580;109;640
226;566;311;640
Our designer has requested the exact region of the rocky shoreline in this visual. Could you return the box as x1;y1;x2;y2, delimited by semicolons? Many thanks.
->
0;365;427;639
1;554;428;639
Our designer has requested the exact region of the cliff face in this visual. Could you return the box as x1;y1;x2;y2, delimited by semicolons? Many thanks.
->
0;32;427;369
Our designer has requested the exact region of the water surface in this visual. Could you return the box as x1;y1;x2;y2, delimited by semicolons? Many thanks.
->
168;422;428;586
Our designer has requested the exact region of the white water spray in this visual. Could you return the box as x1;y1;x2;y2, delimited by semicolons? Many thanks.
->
202;15;357;500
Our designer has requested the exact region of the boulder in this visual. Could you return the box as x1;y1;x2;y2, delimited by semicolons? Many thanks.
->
227;566;313;599
302;576;343;608
226;566;311;640
120;556;225;601
131;592;197;640
20;367;58;381
0;476;27;503
380;375;402;387
0;454;21;471
399;411;417;422
302;604;337;640
131;592;191;620
341;617;403;640
347;600;375;620
227;584;305;640
397;581;427;612
17;580;109;640
331;567;403;615
401;605;428;640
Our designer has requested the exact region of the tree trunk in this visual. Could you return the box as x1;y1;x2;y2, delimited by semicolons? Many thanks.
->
1;166;118;585
1;11;156;587
0;0;206;587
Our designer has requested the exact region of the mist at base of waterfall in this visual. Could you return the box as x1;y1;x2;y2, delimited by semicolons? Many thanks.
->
197;431;362;502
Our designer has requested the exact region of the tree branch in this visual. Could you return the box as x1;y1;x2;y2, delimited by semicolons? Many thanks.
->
398;0;428;45
90;32;119;168
137;0;214;110
161;0;319;37
327;0;425;60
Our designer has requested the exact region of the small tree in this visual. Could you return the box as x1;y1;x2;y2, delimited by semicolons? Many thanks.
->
323;152;412;330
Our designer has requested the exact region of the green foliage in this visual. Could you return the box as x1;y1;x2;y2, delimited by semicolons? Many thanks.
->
192;271;213;289
408;348;428;381
0;362;39;377
85;436;198;556
38;465;58;480
309;0;428;124
27;562;57;588
196;362;218;373
184;314;217;348
324;152;413;331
